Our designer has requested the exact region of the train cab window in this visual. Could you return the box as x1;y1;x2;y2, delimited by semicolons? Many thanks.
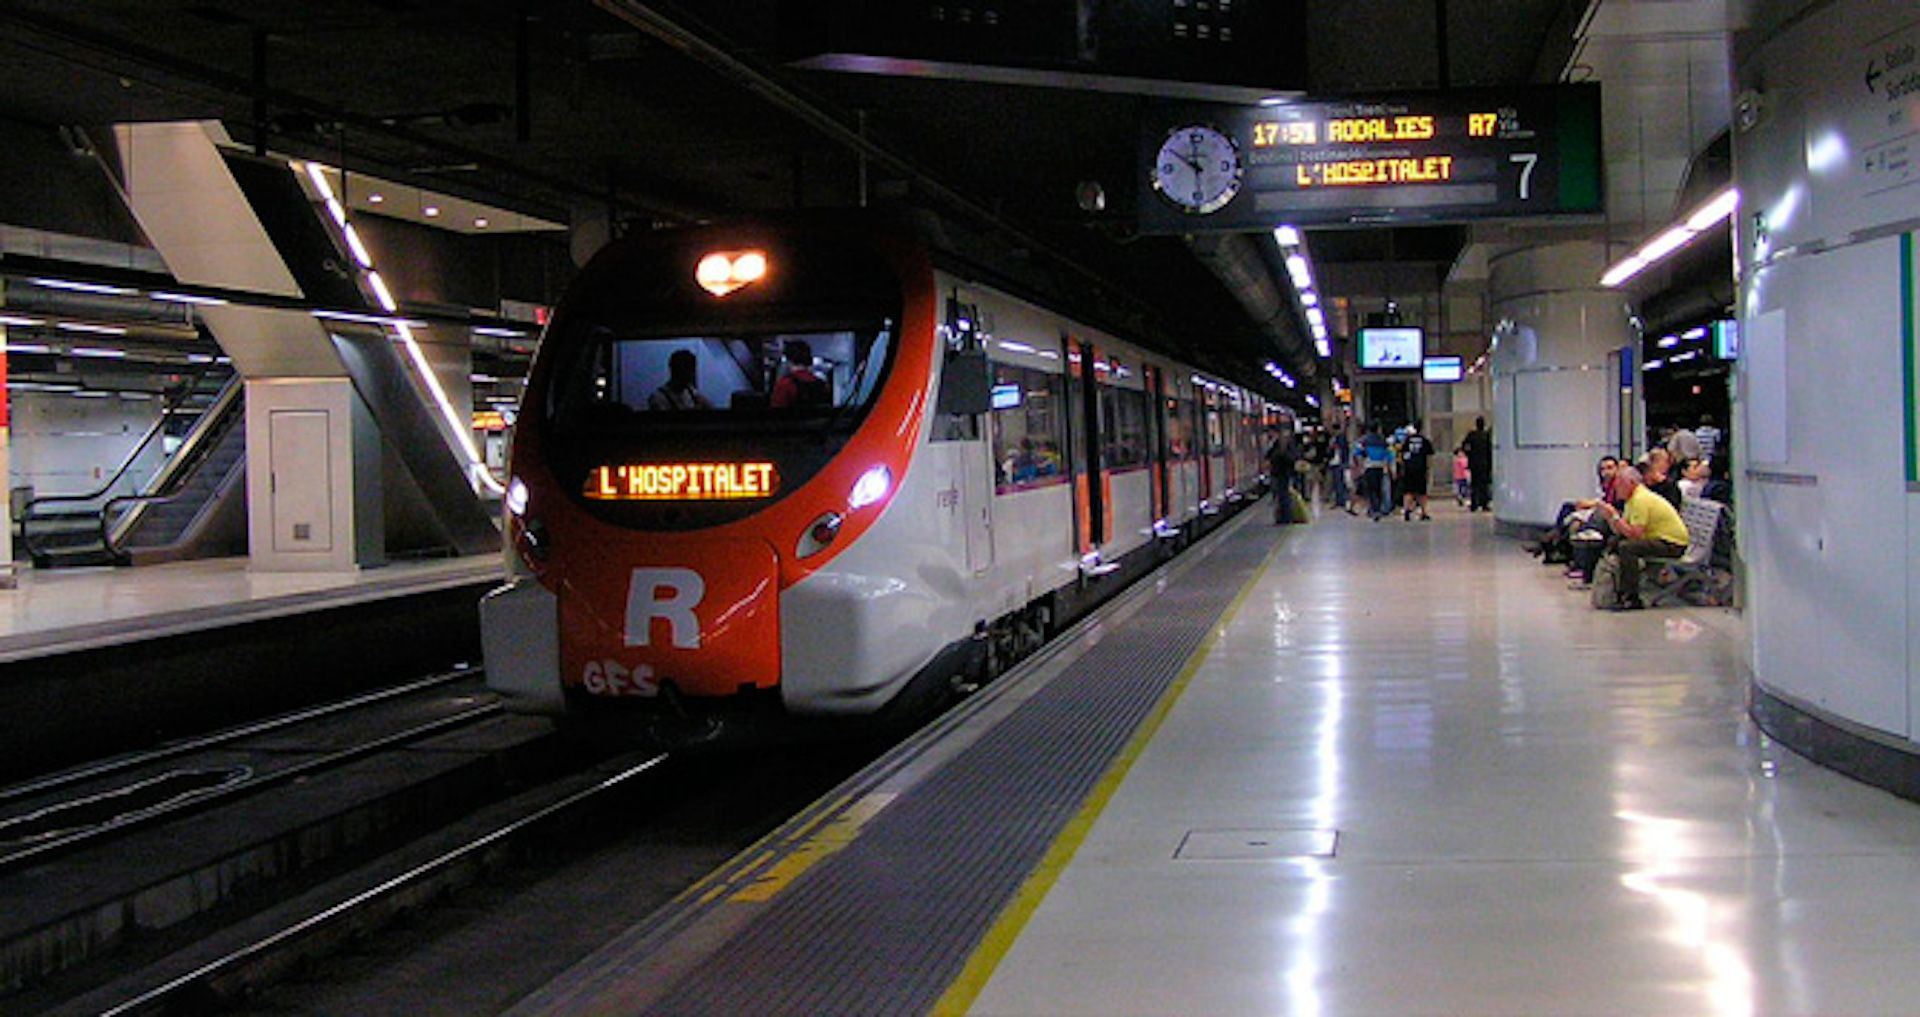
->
550;321;894;431
989;363;1067;492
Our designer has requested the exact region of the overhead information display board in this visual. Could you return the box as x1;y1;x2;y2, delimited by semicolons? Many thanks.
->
1138;84;1603;232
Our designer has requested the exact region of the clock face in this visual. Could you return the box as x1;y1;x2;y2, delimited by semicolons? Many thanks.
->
1152;125;1244;215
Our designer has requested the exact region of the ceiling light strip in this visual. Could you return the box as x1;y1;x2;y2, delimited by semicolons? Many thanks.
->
297;161;502;494
1600;187;1739;289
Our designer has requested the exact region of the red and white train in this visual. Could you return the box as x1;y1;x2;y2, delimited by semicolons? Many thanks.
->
482;214;1272;741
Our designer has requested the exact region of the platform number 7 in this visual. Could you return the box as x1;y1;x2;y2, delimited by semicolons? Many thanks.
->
1510;152;1539;200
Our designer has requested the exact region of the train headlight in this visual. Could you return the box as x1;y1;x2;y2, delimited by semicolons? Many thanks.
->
849;466;891;510
696;249;769;297
797;511;843;559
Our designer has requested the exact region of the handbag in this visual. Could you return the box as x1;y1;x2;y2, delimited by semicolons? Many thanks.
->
1589;554;1621;609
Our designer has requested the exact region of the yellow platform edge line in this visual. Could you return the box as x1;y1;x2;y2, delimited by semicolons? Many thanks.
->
930;532;1286;1017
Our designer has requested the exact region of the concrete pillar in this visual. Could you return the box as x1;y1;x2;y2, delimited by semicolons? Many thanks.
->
1735;0;1920;757
1486;241;1638;527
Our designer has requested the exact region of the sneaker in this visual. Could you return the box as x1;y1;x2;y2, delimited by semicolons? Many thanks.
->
1568;579;1591;591
1420;513;1431;521
1403;509;1413;521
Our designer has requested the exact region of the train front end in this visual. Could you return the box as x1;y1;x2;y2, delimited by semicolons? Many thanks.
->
480;220;934;742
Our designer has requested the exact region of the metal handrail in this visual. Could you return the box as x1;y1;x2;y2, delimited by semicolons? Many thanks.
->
18;368;227;563
106;374;244;547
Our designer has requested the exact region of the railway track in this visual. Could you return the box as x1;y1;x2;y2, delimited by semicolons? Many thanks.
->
0;669;592;1012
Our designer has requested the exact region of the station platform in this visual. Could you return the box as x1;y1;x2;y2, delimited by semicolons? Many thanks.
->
0;555;505;781
0;555;502;662
514;498;1920;1016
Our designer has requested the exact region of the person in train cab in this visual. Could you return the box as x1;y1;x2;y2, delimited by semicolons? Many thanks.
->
648;349;714;411
1358;422;1393;520
1398;422;1436;521
770;339;831;408
1592;464;1690;611
1462;416;1493;511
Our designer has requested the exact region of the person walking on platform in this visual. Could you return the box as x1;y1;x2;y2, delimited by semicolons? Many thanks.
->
1358;423;1393;520
1328;426;1354;513
1265;428;1297;525
1463;416;1493;512
1399;422;1435;520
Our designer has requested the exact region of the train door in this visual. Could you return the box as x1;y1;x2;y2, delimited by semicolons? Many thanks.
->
1146;365;1168;523
1071;337;1107;549
961;422;994;575
1195;388;1214;503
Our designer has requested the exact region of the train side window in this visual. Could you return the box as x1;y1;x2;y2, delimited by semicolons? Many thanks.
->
989;363;1066;492
1100;384;1148;470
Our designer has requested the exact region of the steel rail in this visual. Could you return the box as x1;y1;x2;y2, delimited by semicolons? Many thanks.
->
0;666;485;805
0;695;503;874
95;751;672;1017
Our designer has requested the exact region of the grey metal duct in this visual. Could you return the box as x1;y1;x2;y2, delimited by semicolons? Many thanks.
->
1185;232;1317;382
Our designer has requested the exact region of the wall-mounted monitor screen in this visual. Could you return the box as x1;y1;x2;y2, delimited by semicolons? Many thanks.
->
1713;319;1739;360
1422;356;1464;383
1358;327;1424;369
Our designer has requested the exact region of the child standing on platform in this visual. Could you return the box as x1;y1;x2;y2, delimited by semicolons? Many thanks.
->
1453;446;1470;506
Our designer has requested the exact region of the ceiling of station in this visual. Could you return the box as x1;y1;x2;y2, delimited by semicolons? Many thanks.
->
0;0;1732;398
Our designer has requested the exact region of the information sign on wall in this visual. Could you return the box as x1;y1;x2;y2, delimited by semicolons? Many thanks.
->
1138;84;1604;232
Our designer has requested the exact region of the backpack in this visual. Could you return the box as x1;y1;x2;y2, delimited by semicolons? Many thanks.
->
1590;554;1621;609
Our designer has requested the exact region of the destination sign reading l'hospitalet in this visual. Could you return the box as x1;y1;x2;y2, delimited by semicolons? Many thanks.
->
1138;84;1604;232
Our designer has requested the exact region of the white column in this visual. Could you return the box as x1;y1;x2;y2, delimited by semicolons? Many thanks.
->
1487;241;1638;527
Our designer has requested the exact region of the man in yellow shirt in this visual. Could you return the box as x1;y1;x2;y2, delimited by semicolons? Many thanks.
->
1593;465;1690;610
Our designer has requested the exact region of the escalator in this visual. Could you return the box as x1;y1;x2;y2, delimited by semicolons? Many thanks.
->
20;376;246;568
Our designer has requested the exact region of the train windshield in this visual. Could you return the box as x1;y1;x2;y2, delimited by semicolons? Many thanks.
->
549;319;894;431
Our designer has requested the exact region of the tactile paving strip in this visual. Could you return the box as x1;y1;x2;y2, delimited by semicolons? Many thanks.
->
642;520;1277;1016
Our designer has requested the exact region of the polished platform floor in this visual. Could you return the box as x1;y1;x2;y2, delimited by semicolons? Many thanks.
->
0;555;502;661
964;500;1920;1016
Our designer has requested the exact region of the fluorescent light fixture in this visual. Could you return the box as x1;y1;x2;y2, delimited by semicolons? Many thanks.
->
1599;257;1647;288
393;321;500;493
70;347;127;358
0;315;46;327
72;390;111;398
471;373;499;383
368;193;385;204
1644;359;1665;370
1657;335;1679;348
1314;338;1331;358
1682;326;1708;341
1311;323;1328;340
472;326;527;338
474;217;490;229
1685;188;1740;231
343;224;375;268
1637;225;1695;264
58;322;128;335
1600;187;1738;288
5;343;51;354
423;205;440;217
1274;225;1302;247
187;353;215;363
311;309;426;328
31;278;136;296
1306;307;1325;328
304;162;337;202
1286;254;1312;289
1301;291;1319;307
149;291;228;306
1306;395;1320;407
367;271;398;312
326;197;349;228
997;340;1038;354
